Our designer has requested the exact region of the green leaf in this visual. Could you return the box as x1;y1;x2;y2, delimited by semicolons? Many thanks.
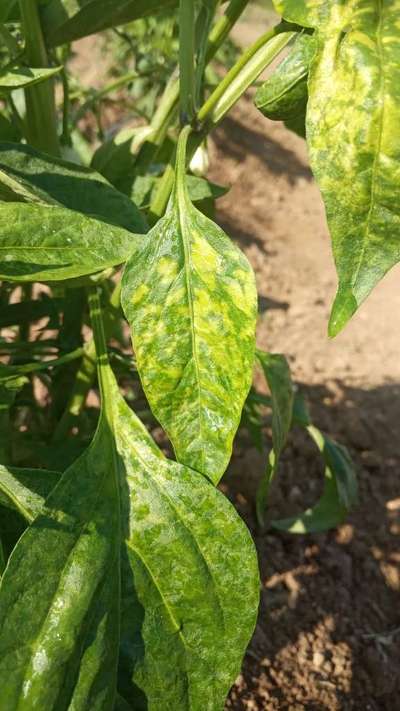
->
0;466;60;521
41;0;178;47
121;126;257;483
0;114;20;143
0;66;62;91
0;291;260;710
0;142;146;234
271;424;358;533
0;411;121;708
298;2;400;334
272;0;318;27
255;32;315;122
0;0;17;23
255;350;294;525
99;360;259;710
0;202;140;282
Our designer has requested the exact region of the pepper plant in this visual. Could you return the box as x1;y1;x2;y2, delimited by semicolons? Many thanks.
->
0;0;391;708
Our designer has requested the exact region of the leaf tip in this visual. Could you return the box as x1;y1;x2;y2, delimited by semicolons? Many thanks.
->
328;288;358;338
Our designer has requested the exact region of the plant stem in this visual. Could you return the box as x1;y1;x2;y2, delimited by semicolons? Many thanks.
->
197;23;294;123
205;0;250;62
150;24;296;221
18;0;59;155
179;0;196;124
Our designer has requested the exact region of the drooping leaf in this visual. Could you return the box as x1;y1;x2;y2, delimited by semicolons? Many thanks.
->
255;32;315;124
0;66;62;91
255;350;294;525
0;291;260;710
0;203;140;282
41;0;179;47
272;424;358;533
0;411;121;708
121;126;257;483
304;2;400;335
0;142;146;234
100;361;259;710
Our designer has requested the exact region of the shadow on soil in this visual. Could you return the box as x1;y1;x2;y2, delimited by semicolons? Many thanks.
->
224;381;400;711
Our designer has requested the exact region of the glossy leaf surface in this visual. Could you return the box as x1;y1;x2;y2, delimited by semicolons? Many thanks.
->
41;0;178;47
305;1;400;334
255;351;294;525
0;415;121;709
122;127;257;483
0;203;139;282
255;33;315;122
0;66;62;91
272;424;358;533
0;142;146;234
93;362;260;710
0;466;60;521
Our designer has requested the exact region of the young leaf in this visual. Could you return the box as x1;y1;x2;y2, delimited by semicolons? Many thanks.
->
41;0;178;47
305;2;400;335
121;126;257;483
271;425;358;533
255;350;294;525
255;32;315;123
0;203;140;282
0;142;146;234
0;66;62;91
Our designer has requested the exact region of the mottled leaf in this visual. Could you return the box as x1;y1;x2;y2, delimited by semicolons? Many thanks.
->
0;202;140;282
272;0;319;27
0;466;60;521
255;32;315;123
121;127;257;483
41;0;178;47
0;413;121;708
255;350;294;525
0;66;62;91
101;362;259;710
272;424;358;533
0;142;146;234
305;2;400;334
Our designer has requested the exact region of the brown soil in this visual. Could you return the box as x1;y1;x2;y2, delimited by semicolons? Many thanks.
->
209;96;400;711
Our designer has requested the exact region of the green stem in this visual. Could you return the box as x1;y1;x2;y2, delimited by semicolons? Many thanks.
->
179;0;196;124
150;25;295;221
88;287;112;400
18;0;59;155
198;23;294;123
205;0;250;63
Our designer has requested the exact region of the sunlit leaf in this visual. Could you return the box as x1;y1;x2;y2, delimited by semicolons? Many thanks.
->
0;203;140;282
255;32;315;124
0;66;62;91
0;142;146;234
122;127;257;483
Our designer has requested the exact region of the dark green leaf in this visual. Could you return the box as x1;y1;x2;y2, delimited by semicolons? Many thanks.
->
41;0;178;47
0;66;62;91
0;0;17;23
121;127;257;483
272;425;358;533
0;411;121;708
0;142;146;234
255;350;294;525
255;33;315;122
0;202;140;282
0;114;20;143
